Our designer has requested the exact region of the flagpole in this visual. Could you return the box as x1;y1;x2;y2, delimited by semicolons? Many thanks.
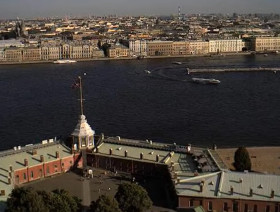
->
79;76;84;115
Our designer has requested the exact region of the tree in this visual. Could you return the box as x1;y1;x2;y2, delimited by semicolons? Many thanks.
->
6;187;82;212
51;189;81;212
6;187;49;212
234;146;252;171
90;195;121;212
115;183;152;212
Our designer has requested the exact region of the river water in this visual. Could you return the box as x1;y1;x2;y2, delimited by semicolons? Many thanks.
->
1;54;280;150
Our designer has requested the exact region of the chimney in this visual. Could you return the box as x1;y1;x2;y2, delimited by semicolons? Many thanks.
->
56;151;60;159
249;188;253;197
271;190;275;198
109;148;112;155
200;181;204;192
24;159;28;167
230;186;234;195
9;165;13;172
140;153;143;160
156;155;159;162
32;150;37;155
125;150;128;157
40;155;44;162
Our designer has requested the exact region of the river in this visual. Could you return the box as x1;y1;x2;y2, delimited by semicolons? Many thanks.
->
1;54;280;150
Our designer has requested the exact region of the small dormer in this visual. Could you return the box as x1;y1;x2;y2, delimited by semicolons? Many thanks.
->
71;115;95;151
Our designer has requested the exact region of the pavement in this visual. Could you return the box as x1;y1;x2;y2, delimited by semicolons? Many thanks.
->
24;169;176;212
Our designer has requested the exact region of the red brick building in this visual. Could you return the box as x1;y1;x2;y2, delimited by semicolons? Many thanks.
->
0;140;83;201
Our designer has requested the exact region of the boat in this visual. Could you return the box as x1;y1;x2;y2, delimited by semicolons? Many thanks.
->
144;70;151;74
264;54;268;57
54;60;77;64
172;61;182;65
192;78;221;84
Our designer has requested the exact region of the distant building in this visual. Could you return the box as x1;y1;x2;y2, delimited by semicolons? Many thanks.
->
4;47;23;62
188;41;209;55
252;37;280;52
173;41;187;55
209;39;245;53
107;44;129;58
129;40;147;56
147;41;173;56
22;47;41;61
0;48;5;61
41;45;60;61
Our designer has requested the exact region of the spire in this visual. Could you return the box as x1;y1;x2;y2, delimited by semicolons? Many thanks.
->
78;76;84;115
71;75;95;151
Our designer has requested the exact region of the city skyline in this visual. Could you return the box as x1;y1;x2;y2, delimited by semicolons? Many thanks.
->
0;0;280;19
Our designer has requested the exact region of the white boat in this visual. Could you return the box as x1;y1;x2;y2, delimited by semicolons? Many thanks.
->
144;70;151;74
54;60;77;64
192;78;221;84
172;61;182;65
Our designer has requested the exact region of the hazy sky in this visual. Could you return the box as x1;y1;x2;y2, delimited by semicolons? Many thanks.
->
0;0;280;19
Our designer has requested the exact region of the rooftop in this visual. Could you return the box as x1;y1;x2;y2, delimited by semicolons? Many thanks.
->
176;170;280;202
0;140;72;201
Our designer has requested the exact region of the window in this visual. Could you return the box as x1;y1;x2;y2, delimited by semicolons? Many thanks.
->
233;202;239;212
223;202;228;212
89;136;93;146
244;204;248;212
275;205;279;212
208;201;213;211
46;166;50;174
266;206;270;212
23;173;26;180
199;200;203;206
254;205;258;212
81;137;87;147
189;199;194;207
30;171;34;179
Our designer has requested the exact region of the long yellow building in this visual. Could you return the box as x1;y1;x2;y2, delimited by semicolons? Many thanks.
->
252;37;280;52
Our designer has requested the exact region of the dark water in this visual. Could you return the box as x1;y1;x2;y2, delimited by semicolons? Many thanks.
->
1;54;280;150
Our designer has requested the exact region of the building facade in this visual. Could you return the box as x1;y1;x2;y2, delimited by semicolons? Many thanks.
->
129;40;147;56
172;41;187;55
209;39;244;53
147;41;173;56
107;44;129;58
188;41;209;55
252;37;280;52
4;47;23;62
22;47;41;61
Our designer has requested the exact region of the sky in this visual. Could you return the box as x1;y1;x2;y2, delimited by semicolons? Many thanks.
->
0;0;280;19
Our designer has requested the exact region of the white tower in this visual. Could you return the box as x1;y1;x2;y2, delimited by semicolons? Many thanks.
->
71;76;95;151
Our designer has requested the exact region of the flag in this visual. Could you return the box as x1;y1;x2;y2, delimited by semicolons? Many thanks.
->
71;78;80;89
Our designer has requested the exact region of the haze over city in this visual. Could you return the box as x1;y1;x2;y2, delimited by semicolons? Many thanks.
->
0;0;280;19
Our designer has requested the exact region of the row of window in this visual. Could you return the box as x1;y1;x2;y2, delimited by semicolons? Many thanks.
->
189;200;279;212
17;161;73;182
